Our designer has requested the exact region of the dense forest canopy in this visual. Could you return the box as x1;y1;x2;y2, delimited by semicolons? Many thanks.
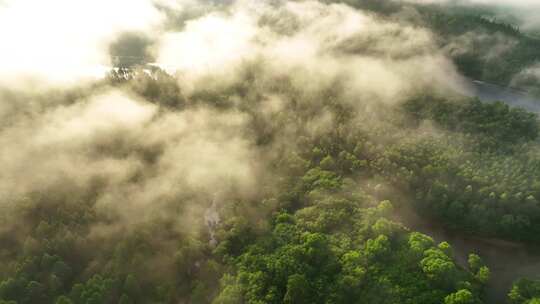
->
0;0;539;304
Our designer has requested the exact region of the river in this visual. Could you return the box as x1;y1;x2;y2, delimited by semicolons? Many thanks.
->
400;81;540;303
464;80;540;113
398;205;540;303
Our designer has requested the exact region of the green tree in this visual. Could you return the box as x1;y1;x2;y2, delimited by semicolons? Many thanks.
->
468;254;483;273
55;295;74;304
444;289;475;304
283;274;310;304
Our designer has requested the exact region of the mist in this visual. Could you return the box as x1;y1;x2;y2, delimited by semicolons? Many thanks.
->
402;0;540;33
1;0;539;303
0;0;464;232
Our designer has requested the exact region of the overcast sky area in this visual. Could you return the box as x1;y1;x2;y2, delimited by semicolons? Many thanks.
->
0;0;164;87
0;0;537;89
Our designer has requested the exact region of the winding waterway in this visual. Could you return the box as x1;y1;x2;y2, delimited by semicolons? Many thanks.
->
402;81;540;303
465;80;540;113
399;206;540;303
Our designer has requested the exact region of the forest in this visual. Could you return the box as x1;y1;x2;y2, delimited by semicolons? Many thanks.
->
339;0;540;94
1;0;540;304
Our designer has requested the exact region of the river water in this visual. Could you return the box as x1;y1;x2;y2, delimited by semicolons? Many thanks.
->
464;80;540;113
400;82;540;303
399;206;540;303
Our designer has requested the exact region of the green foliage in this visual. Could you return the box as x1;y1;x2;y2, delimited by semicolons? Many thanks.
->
283;274;311;304
55;295;74;304
509;279;540;304
302;167;342;192
408;233;435;255
404;97;539;149
475;267;490;285
444;289;476;304
4;10;540;302
70;275;117;304
214;164;483;304
468;254;483;273
420;248;457;287
378;104;540;242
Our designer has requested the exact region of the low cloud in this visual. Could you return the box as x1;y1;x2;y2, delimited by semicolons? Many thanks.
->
0;88;262;240
444;30;518;60
0;0;471;271
156;1;464;105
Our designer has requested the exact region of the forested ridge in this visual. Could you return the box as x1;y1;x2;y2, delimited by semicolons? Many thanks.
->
1;0;540;304
1;65;539;303
338;0;540;93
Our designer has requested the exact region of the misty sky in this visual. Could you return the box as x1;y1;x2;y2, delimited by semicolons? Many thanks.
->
0;0;538;89
0;0;163;86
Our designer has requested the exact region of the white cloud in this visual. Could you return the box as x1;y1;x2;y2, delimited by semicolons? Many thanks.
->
0;0;164;88
156;0;464;104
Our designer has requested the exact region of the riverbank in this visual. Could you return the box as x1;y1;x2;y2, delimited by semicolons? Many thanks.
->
396;204;540;303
